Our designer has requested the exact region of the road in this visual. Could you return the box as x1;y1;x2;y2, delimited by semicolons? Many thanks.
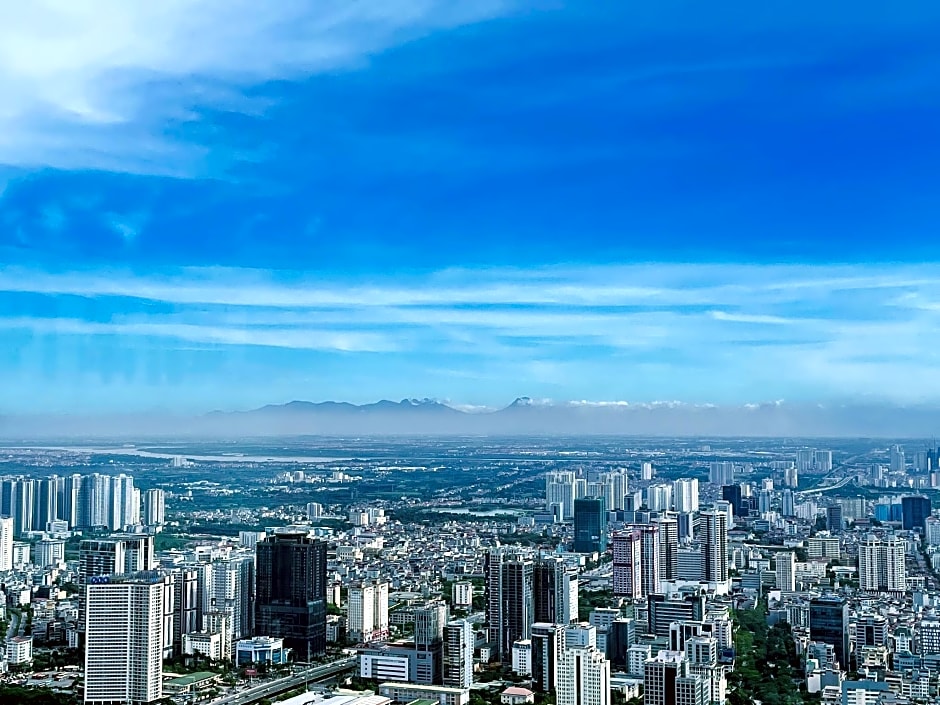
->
212;657;357;705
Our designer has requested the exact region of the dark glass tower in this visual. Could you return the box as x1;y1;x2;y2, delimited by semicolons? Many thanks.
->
810;595;849;669
255;529;327;659
573;497;607;553
902;495;931;531
721;484;747;518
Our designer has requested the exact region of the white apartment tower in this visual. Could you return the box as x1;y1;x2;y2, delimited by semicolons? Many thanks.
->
556;645;611;705
143;489;166;526
348;580;390;643
673;479;699;513
443;619;475;688
612;530;643;598
0;516;13;572
84;573;168;705
858;536;907;592
776;552;796;592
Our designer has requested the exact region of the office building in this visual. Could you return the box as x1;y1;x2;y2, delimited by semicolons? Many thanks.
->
776;552;796;592
557;645;610;705
531;622;564;692
648;590;706;638
533;556;578;624
573;498;607;553
781;490;795;517
255;528;328;660
486;548;534;663
643;651;707;705
349;581;390;643
443;620;474;688
211;554;256;640
857;536;907;592
902;496;931;531
721;485;746;519
80;535;154;583
34;538;65;568
809;596;849;669
656;515;679;582
826;505;844;532
236;636;288;666
639;524;662;597
143;489;166;526
84;572;169;705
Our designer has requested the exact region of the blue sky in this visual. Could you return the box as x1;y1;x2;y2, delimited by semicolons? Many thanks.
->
2;1;940;413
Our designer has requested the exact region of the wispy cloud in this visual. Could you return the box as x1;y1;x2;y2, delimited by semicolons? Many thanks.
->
0;1;519;175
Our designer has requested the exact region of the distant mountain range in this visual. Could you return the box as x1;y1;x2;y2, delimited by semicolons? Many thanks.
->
3;397;940;438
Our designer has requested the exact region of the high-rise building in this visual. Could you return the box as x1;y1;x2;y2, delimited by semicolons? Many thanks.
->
79;535;154;583
657;515;679;581
170;568;199;656
700;510;728;590
534;556;578;624
557;645;610;705
639;524;662;597
643;650;707;705
531;622;565;692
775;552;796;592
34;538;65;568
255;528;328;660
442;620;474;688
573;498;607;553
110;474;138;530
809;596;849;669
143;489;166;526
486;548;534;663
348;581;390;643
814;450;833;472
708;463;734;486
857;536;907;592
0;516;12;571
415;602;448;651
902;496;931;531
796;449;815;471
646;484;673;512
672;479;699;513
641;462;654;481
612;530;642;598
826;505;844;532
890;445;906;472
545;471;577;521
926;517;940;546
721;485;746;519
647;589;706;638
84;572;170;705
781;489;795;517
210;554;256;641
783;467;799;489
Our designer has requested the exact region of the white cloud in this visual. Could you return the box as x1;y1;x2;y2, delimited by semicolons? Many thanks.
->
0;0;518;174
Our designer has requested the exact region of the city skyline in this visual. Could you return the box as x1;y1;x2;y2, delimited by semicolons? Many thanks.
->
2;3;940;415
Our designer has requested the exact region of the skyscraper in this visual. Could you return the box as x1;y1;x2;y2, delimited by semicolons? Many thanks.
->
643;651;707;705
639;524;662;597
486;548;534;663
826;505;843;532
443;620;474;688
533;556;578;624
348;581;390;643
531;622;565;692
708;463;734;486
545;471;577;521
721;485;746;518
84;572;170;705
902;496;931;531
809;596;849;670
255;528;328;660
657;515;679;582
573;497;607;553
700;510;728;590
612;530;642;598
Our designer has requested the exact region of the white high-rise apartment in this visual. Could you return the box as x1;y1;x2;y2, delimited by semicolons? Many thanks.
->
641;462;654;480
708;462;734;486
557;645;610;705
858;536;907;592
700;509;729;592
646;484;673;512
602;470;630;511
926;517;940;546
673;478;699;513
348;580;390;643
890;445;906;472
796;449;815;471
814;450;833;472
84;573;169;705
143;489;166;526
775;552;796;591
545;471;577;521
0;516;13;571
